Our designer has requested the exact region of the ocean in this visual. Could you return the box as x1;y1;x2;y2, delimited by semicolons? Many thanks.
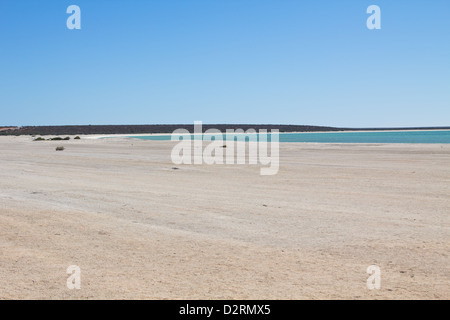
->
127;130;450;144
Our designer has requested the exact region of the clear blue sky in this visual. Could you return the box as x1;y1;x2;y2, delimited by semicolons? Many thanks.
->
1;0;449;127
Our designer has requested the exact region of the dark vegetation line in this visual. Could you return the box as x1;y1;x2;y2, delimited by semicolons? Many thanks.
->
0;125;449;136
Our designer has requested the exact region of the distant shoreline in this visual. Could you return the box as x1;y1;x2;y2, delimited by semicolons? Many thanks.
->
87;129;450;140
1;124;450;136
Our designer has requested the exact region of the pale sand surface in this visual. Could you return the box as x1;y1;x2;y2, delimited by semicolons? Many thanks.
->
0;136;449;299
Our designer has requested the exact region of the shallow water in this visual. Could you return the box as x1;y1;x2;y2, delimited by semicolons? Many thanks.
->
129;130;450;144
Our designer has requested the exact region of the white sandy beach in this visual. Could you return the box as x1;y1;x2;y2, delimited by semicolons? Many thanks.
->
0;136;449;299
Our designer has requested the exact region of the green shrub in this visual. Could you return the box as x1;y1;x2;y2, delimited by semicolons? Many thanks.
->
56;146;65;151
63;136;70;140
33;137;45;141
74;136;81;140
51;137;63;141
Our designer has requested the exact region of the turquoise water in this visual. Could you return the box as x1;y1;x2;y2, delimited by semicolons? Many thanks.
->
129;130;450;144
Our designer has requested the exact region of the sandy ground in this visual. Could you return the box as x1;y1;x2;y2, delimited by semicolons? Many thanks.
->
0;135;449;299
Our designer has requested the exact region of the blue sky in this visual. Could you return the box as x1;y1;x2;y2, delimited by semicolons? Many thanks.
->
0;0;449;127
